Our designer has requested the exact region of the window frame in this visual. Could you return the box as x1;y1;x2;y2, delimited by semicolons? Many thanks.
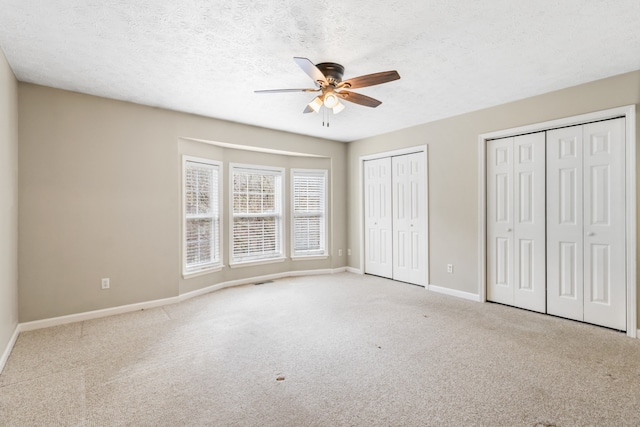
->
182;156;223;278
229;163;285;267
290;168;329;259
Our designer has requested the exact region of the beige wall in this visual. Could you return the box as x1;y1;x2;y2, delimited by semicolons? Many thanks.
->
18;84;347;322
15;70;640;329
347;70;640;327
0;47;19;352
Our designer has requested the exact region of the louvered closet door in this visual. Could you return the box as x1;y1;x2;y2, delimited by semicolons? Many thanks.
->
547;118;626;330
487;133;545;312
364;157;393;279
392;152;426;286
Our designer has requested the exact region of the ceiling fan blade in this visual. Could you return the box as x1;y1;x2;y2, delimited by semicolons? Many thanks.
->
336;90;382;108
294;57;328;86
339;70;400;89
254;88;320;94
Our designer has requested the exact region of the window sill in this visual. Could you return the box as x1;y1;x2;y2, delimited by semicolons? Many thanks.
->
291;255;329;261
183;265;224;279
229;257;286;269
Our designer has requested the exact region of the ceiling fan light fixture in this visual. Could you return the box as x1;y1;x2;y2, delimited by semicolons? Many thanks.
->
332;100;345;114
308;96;323;113
323;92;339;109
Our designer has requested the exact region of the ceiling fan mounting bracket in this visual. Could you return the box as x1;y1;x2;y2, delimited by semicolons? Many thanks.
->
315;62;344;86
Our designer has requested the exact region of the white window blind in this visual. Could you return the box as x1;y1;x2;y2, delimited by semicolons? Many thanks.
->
292;170;327;256
231;166;283;263
184;158;221;274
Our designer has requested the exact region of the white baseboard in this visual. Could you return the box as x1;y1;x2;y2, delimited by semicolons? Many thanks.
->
427;284;481;302
19;296;181;332
0;324;20;374
346;267;363;274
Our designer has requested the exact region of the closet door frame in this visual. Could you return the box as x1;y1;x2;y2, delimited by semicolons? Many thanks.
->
359;145;429;286
478;105;637;338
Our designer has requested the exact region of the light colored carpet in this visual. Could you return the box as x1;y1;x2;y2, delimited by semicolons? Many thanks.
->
2;272;640;426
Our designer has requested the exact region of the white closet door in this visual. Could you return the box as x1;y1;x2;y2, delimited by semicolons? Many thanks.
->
487;134;545;312
547;126;585;321
364;157;393;278
392;152;426;286
547;118;626;330
487;137;514;305
582;119;626;330
513;133;546;312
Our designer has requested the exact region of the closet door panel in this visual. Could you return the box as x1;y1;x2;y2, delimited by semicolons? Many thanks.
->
582;118;626;330
364;157;393;279
487;137;514;305
547;126;584;322
392;152;426;286
513;132;546;313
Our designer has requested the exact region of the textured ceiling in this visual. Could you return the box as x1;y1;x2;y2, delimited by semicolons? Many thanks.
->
1;1;639;142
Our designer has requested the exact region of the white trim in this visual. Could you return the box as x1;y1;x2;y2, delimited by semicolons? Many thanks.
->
423;146;430;284
358;145;429;284
478;134;487;304
359;145;427;162
179;137;329;158
182;265;225;279
229;257;286;268
346;267;363;274
358;157;364;279
427;284;481;302
229;162;285;174
0;324;20;374
625;110;637;339
478;105;637;338
291;255;329;261
18;296;180;332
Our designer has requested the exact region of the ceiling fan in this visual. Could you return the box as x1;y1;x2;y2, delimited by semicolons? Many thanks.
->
255;57;400;115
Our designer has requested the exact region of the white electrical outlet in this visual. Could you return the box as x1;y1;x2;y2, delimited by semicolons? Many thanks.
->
101;278;110;289
347;249;351;256
338;249;343;256
447;264;453;274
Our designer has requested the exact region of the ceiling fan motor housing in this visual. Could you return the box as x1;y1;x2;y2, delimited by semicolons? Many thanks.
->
316;62;344;86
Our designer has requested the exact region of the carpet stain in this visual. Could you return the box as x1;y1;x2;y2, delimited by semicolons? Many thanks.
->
534;422;557;427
